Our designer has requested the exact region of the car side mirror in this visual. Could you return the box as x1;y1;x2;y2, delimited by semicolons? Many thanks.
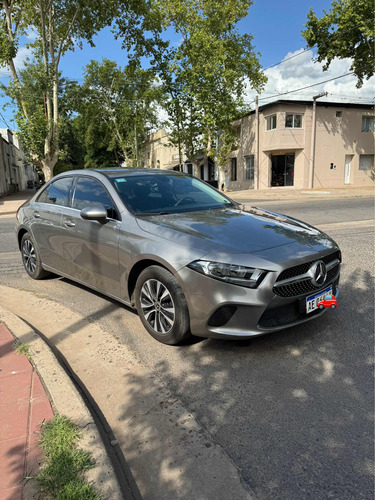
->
80;204;108;221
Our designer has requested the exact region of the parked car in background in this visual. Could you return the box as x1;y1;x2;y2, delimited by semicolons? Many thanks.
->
15;168;341;345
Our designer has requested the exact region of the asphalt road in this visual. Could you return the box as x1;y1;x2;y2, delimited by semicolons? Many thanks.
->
1;197;374;499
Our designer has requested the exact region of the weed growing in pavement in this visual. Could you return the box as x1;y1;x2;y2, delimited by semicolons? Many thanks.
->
35;415;101;499
13;341;31;359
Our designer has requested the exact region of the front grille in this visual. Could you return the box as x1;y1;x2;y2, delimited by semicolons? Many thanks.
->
273;251;341;298
259;301;322;329
208;305;237;327
276;251;340;283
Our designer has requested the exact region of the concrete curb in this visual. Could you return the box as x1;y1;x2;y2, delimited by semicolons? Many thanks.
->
0;306;124;500
0;285;255;500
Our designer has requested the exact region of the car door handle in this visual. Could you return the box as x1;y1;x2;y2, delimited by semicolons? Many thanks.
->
33;211;40;218
63;219;76;228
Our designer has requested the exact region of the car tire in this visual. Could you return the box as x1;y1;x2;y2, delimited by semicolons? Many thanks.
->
330;304;336;309
21;233;51;280
134;265;191;345
319;304;324;310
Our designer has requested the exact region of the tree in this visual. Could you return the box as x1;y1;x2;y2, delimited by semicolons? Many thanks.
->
70;59;162;169
0;0;126;180
116;0;266;188
302;0;374;88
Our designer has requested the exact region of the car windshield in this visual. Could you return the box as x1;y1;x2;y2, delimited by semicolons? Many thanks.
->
110;173;236;215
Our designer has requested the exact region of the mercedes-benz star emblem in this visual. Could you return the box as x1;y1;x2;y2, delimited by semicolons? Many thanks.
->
309;260;327;287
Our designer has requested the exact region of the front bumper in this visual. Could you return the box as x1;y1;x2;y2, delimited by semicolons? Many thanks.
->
177;266;339;339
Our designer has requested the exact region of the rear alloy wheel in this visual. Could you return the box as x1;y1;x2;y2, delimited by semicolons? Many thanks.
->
134;266;191;345
21;233;50;280
319;304;324;310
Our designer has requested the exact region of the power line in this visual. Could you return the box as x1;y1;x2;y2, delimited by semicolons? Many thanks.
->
257;72;356;102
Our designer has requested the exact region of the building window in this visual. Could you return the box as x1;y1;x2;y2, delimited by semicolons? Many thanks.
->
362;116;374;132
186;163;193;175
231;158;237;181
285;113;302;128
359;154;374;171
244;156;254;181
336;111;342;118
266;114;277;130
147;152;150;160
156;160;160;169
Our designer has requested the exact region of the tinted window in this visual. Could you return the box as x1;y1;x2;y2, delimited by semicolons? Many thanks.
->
38;177;73;206
72;177;118;219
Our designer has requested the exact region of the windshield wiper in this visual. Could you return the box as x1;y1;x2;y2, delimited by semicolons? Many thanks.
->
135;212;171;217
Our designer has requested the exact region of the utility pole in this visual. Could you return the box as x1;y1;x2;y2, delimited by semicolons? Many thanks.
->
309;92;328;188
255;96;259;189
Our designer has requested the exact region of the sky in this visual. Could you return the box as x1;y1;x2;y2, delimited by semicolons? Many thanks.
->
0;0;374;128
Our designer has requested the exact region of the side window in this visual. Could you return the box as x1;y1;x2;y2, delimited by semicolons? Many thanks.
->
37;177;73;206
72;177;118;219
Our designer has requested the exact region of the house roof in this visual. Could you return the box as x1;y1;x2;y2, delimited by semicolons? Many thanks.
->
243;99;374;118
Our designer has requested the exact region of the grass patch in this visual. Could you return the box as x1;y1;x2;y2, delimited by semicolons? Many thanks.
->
13;341;31;359
35;415;101;500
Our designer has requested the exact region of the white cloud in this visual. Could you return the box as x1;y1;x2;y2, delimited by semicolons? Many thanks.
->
245;49;375;107
0;46;33;78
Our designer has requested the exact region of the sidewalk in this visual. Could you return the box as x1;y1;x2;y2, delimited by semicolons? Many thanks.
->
229;185;374;202
0;323;54;500
0;185;373;217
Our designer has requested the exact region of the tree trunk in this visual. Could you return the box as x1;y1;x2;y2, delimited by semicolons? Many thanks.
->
218;164;227;192
41;152;58;182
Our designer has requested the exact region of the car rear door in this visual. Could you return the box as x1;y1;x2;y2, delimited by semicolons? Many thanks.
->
58;176;121;297
29;176;74;270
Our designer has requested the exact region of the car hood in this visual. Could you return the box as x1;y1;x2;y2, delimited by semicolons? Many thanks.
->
135;207;336;255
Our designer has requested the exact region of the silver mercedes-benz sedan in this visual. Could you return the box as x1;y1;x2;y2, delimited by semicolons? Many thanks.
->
16;168;341;345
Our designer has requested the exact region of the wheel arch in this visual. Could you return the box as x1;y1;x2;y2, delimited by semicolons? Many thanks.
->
128;259;171;305
17;227;29;250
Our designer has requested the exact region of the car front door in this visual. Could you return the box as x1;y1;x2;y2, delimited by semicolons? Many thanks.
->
59;176;121;297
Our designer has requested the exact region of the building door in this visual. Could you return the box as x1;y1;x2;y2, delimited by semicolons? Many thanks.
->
271;154;294;187
344;155;352;184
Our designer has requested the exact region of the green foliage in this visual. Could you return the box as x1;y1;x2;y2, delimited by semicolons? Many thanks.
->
302;0;374;87
35;415;101;500
116;0;266;175
0;0;134;179
13;341;31;359
70;59;162;168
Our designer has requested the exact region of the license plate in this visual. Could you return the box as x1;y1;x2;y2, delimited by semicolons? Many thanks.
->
306;286;333;314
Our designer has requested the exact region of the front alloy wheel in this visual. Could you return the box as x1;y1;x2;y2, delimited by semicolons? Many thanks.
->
140;279;175;334
135;266;191;345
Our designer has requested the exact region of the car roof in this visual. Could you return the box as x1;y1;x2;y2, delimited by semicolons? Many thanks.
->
93;168;187;179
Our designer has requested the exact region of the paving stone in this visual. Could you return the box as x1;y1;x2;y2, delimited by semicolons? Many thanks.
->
0;351;32;379
0;437;26;492
31;372;46;400
29;397;53;439
0;400;29;441
0;372;32;405
0;486;22;500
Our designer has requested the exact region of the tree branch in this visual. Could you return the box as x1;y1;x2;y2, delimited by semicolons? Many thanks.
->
56;3;81;69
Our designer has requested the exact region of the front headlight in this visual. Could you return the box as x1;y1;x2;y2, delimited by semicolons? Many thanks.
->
187;260;267;288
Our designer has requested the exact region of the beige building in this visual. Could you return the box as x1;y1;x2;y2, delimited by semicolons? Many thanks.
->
142;129;181;171
228;100;374;191
143;101;374;191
